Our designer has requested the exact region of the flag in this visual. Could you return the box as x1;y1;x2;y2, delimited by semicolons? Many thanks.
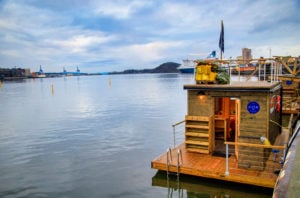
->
219;20;224;53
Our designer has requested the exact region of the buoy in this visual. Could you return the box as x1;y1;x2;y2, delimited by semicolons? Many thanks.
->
260;136;271;145
51;84;54;96
261;136;279;161
109;77;112;87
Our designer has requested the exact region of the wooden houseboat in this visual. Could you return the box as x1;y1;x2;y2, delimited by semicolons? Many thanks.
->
151;59;293;188
279;75;300;114
276;56;300;114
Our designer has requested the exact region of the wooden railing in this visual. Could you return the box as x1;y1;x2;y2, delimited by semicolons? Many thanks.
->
172;120;185;148
225;141;286;150
224;141;286;176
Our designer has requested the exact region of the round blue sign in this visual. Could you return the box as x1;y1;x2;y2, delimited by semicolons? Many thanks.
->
247;101;260;114
286;80;292;86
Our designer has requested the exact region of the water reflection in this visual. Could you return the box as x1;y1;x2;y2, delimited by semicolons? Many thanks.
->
0;74;275;197
152;171;273;198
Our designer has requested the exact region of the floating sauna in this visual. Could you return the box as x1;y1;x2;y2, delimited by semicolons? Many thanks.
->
152;80;285;188
150;56;300;187
183;81;282;170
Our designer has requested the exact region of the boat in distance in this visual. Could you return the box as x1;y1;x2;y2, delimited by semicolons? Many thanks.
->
178;51;218;74
177;59;195;73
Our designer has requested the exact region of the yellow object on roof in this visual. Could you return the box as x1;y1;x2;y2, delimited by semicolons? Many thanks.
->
195;63;217;83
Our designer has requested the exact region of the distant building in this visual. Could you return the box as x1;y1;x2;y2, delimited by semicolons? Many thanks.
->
0;67;28;78
24;68;31;77
242;48;252;64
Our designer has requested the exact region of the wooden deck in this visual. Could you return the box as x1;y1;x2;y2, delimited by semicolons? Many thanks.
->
151;143;282;188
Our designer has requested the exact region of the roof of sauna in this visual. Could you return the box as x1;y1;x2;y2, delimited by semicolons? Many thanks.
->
184;81;282;92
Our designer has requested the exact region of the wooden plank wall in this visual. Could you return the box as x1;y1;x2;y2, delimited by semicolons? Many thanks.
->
240;94;269;138
186;90;214;154
238;94;267;170
238;91;281;170
187;90;214;116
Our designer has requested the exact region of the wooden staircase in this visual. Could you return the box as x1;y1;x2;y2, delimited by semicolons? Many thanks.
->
185;115;213;154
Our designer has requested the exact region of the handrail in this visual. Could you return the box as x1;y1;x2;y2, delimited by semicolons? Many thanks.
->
172;120;185;128
172;120;185;148
166;148;172;176
225;143;229;176
177;149;183;176
168;147;172;161
224;141;286;150
224;141;286;176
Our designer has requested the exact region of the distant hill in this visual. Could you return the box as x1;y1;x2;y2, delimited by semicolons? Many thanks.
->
151;62;180;73
109;62;180;74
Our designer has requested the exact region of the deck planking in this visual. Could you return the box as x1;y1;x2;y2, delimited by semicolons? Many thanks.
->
151;143;281;188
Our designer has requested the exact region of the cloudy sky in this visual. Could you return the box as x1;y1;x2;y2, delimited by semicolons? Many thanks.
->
0;0;299;73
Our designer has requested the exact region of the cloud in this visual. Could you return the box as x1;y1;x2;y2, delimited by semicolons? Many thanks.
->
112;41;184;65
91;0;152;19
0;0;299;72
50;32;117;53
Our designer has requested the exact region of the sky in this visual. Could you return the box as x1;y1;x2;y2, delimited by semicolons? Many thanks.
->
0;0;299;73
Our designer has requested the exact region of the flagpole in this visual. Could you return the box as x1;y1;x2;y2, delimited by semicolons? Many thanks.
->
219;20;224;61
220;48;222;61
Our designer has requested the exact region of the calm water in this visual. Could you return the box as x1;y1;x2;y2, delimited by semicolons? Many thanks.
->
0;74;272;197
